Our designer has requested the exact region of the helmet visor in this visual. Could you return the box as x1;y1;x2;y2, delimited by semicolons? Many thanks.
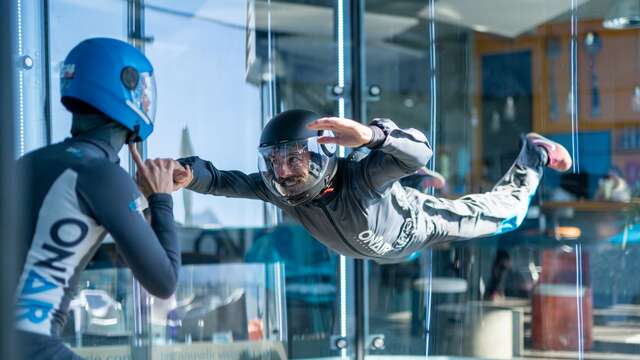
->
258;134;336;199
128;71;156;124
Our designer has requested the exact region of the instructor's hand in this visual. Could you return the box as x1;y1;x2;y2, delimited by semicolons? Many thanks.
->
307;117;373;148
141;158;192;192
130;144;181;197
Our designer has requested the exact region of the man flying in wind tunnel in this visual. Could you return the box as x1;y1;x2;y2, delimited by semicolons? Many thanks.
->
171;109;571;263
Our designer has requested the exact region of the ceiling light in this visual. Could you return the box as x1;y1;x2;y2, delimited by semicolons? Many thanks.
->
603;0;640;29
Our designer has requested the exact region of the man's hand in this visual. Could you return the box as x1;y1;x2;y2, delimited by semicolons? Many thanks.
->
129;144;191;197
307;117;373;148
172;161;193;191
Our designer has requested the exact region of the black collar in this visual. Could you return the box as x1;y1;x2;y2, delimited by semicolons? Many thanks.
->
65;137;121;164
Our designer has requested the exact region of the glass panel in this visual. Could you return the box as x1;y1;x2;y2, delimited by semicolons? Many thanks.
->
144;1;354;358
45;1;354;359
363;0;640;359
249;0;357;356
145;0;265;228
259;0;356;356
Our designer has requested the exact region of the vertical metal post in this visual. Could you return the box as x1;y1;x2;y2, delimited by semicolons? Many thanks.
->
1;0;19;359
43;0;52;145
569;2;584;357
424;0;438;355
262;0;283;226
128;1;151;359
349;0;366;358
16;0;48;154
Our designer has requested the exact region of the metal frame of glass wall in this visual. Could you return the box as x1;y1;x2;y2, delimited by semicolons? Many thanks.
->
348;0;367;358
1;1;19;359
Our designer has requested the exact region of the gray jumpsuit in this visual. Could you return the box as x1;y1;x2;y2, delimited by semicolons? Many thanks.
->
180;119;544;264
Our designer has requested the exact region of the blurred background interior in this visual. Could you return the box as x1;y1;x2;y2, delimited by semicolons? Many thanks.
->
3;0;640;359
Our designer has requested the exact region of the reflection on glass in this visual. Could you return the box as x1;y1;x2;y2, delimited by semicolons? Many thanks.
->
246;225;339;358
547;36;563;121
632;85;640;112
584;31;602;117
146;263;287;359
63;269;133;358
602;0;640;29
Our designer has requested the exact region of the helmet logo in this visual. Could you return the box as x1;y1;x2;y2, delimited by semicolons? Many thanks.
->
121;66;139;90
60;64;75;79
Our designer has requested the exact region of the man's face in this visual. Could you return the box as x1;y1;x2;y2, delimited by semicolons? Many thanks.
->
131;73;156;122
267;147;311;194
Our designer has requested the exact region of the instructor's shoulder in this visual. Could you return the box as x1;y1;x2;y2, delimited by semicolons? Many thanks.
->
79;159;138;191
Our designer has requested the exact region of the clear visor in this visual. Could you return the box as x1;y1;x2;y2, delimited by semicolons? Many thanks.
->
258;135;335;199
129;72;156;124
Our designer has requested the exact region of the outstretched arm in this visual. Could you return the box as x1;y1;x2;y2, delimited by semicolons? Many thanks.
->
306;116;375;148
307;117;432;192
175;156;271;202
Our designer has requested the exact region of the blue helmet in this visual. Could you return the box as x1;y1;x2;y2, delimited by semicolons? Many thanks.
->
60;38;156;141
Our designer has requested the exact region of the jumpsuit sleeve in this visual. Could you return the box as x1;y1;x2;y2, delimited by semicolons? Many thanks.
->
359;118;433;193
178;156;272;202
77;163;180;299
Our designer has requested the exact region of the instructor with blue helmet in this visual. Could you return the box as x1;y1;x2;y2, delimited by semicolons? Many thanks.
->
15;38;187;359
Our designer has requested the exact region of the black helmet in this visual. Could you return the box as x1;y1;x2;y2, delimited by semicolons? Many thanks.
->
258;109;337;206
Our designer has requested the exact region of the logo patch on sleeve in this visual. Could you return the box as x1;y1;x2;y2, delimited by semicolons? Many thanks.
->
128;196;148;215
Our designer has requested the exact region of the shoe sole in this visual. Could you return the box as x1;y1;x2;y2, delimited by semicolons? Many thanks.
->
526;132;572;172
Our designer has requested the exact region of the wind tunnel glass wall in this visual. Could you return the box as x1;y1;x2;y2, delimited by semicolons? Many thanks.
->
41;0;640;359
363;0;640;359
144;1;353;358
45;0;352;359
144;0;264;229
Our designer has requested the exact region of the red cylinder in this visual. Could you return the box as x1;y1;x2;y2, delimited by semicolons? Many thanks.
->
531;284;593;350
